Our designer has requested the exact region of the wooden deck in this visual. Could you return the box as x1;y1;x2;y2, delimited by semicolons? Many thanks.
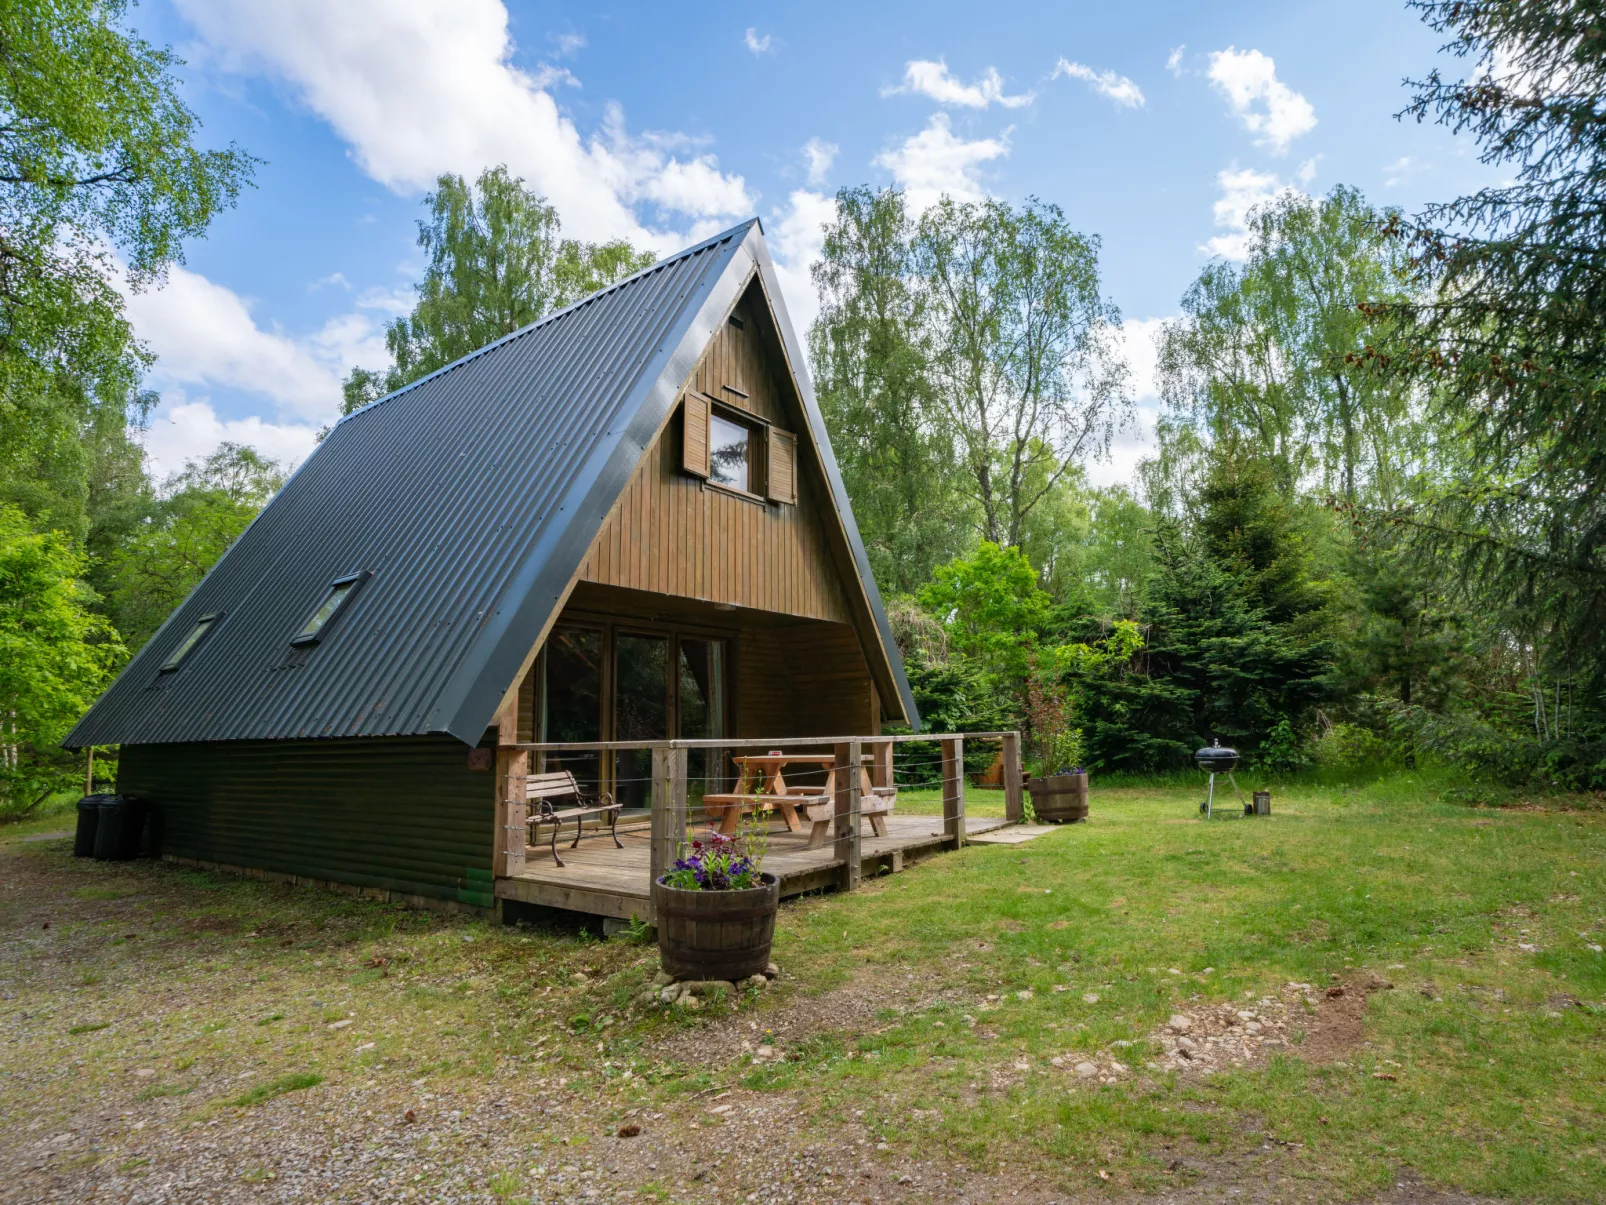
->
494;812;1012;920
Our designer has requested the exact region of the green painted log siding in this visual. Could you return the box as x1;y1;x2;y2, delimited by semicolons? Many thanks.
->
118;736;496;908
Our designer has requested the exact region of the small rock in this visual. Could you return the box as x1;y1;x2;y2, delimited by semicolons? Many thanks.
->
1167;1014;1193;1034
1050;1056;1065;1067
755;1044;776;1059
1587;943;1603;954
635;989;660;1007
1176;1036;1197;1052
1245;1021;1263;1035
747;973;768;989
1053;984;1070;993
1075;1061;1098;1078
327;1019;353;1031
652;971;675;988
131;1068;156;1079
764;962;780;979
683;980;732;998
660;985;683;1005
876;1141;889;1152
1326;986;1345;999
1015;989;1034;1001
1082;992;1100;1004
404;1108;416;1123
896;1173;913;1184
617;1123;642;1137
708;1104;732;1115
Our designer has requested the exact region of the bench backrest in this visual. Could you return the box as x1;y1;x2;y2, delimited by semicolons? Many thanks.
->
527;770;583;801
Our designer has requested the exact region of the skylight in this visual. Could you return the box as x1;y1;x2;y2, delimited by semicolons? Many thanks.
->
291;573;368;647
160;614;222;672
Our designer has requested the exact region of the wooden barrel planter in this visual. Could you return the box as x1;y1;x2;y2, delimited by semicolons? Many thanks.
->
653;873;780;982
1028;772;1089;823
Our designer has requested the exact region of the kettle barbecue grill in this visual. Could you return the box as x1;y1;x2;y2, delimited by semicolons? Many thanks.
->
1195;741;1249;819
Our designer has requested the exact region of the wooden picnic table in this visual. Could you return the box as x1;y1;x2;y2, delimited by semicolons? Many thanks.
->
701;752;893;845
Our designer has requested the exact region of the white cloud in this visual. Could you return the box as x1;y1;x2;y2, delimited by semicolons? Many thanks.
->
1382;154;1425;188
1206;47;1316;154
1167;45;1186;76
1119;316;1166;403
883;60;1033;110
744;28;772;55
1053;59;1145;108
873;114;1009;212
172;0;753;249
549;30;585;57
124;265;371;420
803;137;837;187
768;189;836;340
1201;165;1295;259
1078;317;1168;488
141;396;323;480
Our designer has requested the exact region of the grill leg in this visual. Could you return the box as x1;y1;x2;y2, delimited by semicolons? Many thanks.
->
1205;773;1216;820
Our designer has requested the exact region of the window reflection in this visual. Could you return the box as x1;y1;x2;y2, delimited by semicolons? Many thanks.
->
541;628;602;789
708;413;750;492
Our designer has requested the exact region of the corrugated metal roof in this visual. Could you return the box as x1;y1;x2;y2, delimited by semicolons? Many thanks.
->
66;220;918;748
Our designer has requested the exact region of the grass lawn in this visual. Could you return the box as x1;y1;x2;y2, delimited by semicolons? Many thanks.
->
0;773;1602;1203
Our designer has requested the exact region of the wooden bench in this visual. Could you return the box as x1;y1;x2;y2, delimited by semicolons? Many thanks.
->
699;792;789;836
799;788;897;850
526;770;623;868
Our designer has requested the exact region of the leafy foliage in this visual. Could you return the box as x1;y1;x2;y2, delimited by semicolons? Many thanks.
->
811;186;970;592
0;0;251;544
0;504;121;811
102;444;285;653
342;166;655;410
1385;0;1606;692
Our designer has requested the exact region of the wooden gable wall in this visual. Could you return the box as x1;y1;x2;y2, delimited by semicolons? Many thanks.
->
576;285;854;624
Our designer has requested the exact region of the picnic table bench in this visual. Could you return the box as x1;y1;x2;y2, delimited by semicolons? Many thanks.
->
701;752;896;848
525;769;623;868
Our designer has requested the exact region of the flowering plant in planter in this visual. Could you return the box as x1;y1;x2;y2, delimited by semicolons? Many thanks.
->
663;831;764;891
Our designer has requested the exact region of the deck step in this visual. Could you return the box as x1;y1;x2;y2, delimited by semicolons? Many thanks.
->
966;824;1060;845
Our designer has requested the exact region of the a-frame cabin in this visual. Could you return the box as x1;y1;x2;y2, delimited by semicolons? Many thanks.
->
65;220;927;912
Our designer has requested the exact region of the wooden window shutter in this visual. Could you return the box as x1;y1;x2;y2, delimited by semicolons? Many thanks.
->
766;427;797;505
682;391;710;477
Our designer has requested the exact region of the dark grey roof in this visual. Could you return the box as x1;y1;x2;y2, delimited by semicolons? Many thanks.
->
67;221;919;748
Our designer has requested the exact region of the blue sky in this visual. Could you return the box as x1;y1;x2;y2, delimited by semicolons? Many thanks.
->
123;0;1491;485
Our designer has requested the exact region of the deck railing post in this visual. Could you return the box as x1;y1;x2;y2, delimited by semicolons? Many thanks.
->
648;746;688;923
1001;731;1025;824
834;739;862;892
871;739;893;789
493;704;528;880
941;737;965;849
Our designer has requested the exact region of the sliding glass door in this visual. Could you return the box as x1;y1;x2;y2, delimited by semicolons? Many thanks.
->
537;622;730;808
613;633;669;809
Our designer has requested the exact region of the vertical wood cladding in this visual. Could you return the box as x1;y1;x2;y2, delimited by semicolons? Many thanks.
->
118;736;496;907
578;287;852;624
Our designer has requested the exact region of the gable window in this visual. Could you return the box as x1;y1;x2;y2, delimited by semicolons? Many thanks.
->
291;572;369;647
160;613;222;672
708;412;753;493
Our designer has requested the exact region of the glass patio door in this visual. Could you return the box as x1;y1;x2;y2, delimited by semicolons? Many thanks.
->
539;627;603;788
678;637;728;803
612;633;668;809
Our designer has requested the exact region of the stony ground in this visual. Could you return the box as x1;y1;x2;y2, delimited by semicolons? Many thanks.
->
3;778;1601;1204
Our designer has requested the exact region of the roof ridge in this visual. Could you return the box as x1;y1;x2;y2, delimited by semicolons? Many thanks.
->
334;218;760;429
